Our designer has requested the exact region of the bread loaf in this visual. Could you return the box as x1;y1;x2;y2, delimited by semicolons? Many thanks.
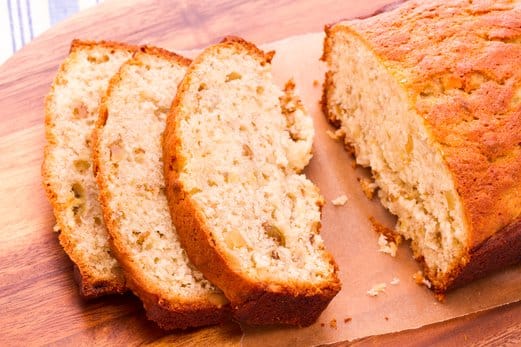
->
42;40;135;297
322;0;521;293
93;46;229;329
163;37;341;326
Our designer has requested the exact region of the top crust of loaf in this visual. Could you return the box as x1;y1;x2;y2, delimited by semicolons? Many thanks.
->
93;46;230;329
42;40;137;297
323;0;521;291
164;37;340;326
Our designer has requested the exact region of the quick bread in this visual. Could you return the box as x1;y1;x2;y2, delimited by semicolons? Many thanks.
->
322;0;521;293
163;37;341;326
42;40;135;297
93;46;229;329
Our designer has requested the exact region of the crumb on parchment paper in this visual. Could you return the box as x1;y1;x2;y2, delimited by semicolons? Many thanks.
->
390;277;400;285
367;283;387;297
326;129;339;140
331;194;348;206
378;234;398;257
370;217;402;257
357;176;378;199
329;319;337;329
413;270;432;289
344;317;352;324
313;79;320;87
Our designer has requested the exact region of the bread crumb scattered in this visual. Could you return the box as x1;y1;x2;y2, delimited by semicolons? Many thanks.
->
313;79;320;87
344;317;352;324
378;234;398;257
384;316;389;321
358;177;378;199
367;283;387;297
320;322;325;327
413;271;432;288
390;277;400;285
331;194;348;206
329;319;337;329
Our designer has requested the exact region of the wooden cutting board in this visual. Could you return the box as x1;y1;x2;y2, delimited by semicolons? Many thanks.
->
1;0;520;345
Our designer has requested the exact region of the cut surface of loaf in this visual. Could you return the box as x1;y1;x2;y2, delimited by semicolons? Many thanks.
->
42;40;135;297
323;0;521;292
93;46;229;329
163;37;341;326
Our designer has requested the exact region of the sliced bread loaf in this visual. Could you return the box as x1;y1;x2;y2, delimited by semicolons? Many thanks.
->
163;37;341;326
42;40;136;297
322;0;521;292
93;46;229;329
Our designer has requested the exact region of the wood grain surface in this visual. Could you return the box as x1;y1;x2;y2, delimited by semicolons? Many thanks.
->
0;0;520;345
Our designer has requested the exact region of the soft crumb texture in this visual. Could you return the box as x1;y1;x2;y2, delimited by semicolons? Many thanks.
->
42;40;135;297
367;283;387;297
164;37;340;326
378;234;397;257
93;47;228;329
331;194;348;206
323;0;521;292
390;277;400;285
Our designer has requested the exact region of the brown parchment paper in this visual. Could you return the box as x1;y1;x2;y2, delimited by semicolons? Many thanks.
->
229;32;521;345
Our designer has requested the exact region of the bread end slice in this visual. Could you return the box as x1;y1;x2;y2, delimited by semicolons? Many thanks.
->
42;40;137;297
164;37;341;326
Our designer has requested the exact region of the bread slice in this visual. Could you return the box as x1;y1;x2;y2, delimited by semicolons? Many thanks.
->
93;46;229;329
322;0;521;293
163;37;341;327
42;40;136;297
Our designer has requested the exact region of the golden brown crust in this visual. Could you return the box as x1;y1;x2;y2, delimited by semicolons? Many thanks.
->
163;37;341;326
323;0;521;292
42;39;137;297
92;45;230;329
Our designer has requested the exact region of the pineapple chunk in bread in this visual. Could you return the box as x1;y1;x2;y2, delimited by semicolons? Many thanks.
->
93;46;229;329
163;37;341;327
42;40;135;297
323;0;521;293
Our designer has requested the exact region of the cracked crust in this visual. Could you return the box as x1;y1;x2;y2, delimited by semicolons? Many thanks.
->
322;0;521;292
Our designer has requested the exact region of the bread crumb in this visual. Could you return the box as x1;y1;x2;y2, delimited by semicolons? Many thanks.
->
390;277;400;285
331;195;348;206
329;319;337;329
367;283;386;297
52;224;61;233
377;234;397;257
320;322;325;327
358;177;378;199
384;316;389;321
435;293;446;302
326;129;339;140
413;271;432;288
313;79;320;87
369;217;402;244
344;317;352;324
